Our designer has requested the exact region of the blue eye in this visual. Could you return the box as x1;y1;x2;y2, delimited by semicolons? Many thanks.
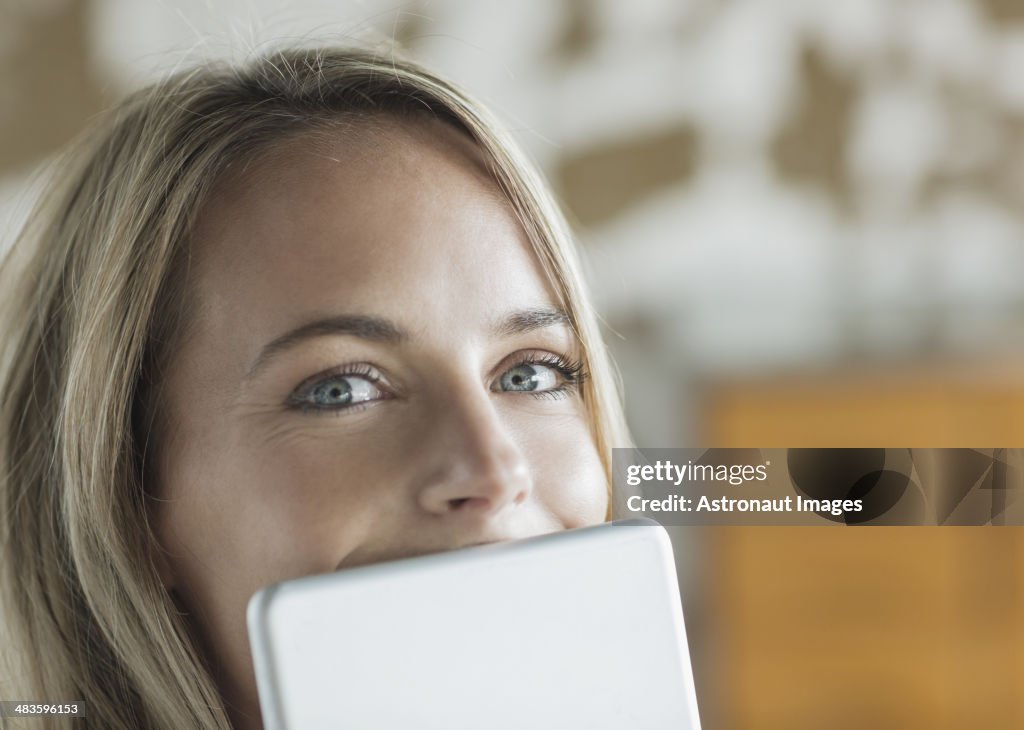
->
291;369;385;412
495;355;586;399
498;362;560;392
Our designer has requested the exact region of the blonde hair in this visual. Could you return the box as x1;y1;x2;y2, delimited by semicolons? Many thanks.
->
0;46;630;728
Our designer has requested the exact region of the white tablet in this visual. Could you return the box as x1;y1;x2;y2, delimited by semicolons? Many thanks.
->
247;519;702;730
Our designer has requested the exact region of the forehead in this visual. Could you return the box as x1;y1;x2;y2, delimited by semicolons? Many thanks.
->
185;117;560;356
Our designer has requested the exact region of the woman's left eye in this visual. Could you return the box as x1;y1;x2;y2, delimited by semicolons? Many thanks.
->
494;356;584;398
497;362;560;392
291;371;385;411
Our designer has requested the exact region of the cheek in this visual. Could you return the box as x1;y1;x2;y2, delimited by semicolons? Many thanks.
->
240;425;410;556
158;400;430;585
516;412;609;526
168;434;387;578
153;430;368;635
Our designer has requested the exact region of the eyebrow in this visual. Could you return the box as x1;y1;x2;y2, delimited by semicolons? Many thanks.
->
492;307;571;337
246;307;572;378
247;314;406;377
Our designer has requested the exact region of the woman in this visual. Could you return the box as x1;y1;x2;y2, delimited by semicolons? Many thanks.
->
0;46;630;728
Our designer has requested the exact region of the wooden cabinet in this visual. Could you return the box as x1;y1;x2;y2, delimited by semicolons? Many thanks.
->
696;366;1024;729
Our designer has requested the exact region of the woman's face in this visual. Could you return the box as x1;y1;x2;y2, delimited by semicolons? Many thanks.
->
153;118;608;725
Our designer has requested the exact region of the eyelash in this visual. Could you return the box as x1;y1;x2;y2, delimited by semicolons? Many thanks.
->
287;353;588;415
287;363;385;415
508;353;587;401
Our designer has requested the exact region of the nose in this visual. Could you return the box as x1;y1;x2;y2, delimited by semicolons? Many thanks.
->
417;389;532;517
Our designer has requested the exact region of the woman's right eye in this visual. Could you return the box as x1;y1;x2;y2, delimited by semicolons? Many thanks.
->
289;369;387;412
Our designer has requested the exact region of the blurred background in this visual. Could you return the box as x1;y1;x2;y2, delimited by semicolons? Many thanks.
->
2;0;1023;727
